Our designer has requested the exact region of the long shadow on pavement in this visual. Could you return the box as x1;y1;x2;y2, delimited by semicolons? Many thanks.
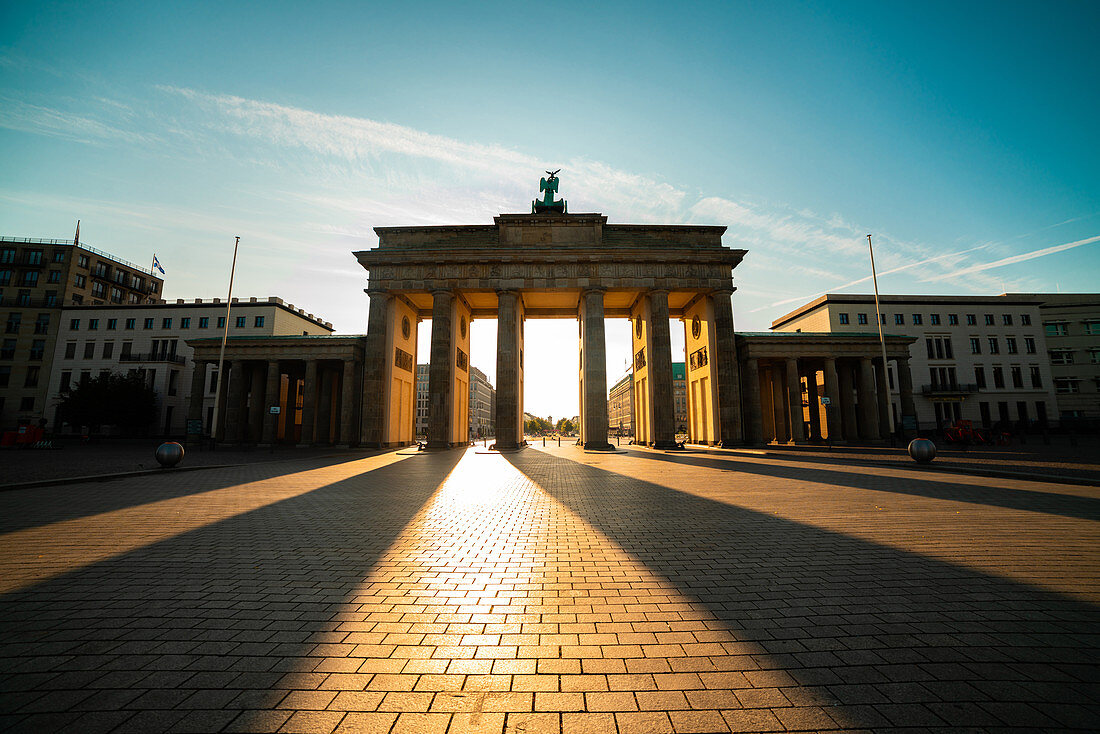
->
505;448;1100;730
631;448;1100;522
0;452;382;536
0;450;462;733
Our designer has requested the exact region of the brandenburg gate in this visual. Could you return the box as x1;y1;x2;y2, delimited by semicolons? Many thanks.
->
355;173;747;450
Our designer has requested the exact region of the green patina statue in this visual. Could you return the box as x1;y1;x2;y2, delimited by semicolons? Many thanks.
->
532;169;567;214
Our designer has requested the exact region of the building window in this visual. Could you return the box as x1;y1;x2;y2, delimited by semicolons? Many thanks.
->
59;370;71;389
984;314;995;326
838;313;849;325
24;365;39;387
1006;337;1017;354
83;342;95;359
930;314;940;325
209;371;219;392
143;318;154;329
217;316;226;328
0;248;14;264
89;318;99;331
970;338;981;354
120;341;132;359
162;318;172;329
1054;378;1080;394
946;314;958;326
107;318;117;330
125;318;136;330
199;317;209;329
912;314;922;325
974;366;986;389
48;270;61;283
102;342;114;359
26;250;43;265
1003;314;1013;326
1030;366;1042;388
927;336;953;360
1090;349;1100;364
78;254;89;268
128;293;140;304
1011;366;1023;389
65;342;76;359
235;316;246;328
91;282;106;298
966;314;977;325
20;396;34;410
29;339;45;360
254;316;264;327
992;367;1004;389
181;317;190;329
988;337;999;354
5;313;21;333
894;314;904;325
0;339;14;359
1049;350;1074;365
1025;337;1036;354
109;287;122;303
1044;322;1068;337
73;274;86;288
0;366;9;387
854;313;865;325
0;270;9;286
1084;320;1100;335
70;318;80;330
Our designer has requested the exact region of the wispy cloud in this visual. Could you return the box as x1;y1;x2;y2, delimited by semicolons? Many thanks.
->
935;235;1100;279
0;97;157;145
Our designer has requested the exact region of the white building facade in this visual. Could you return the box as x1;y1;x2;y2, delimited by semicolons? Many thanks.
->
46;297;332;435
772;294;1060;431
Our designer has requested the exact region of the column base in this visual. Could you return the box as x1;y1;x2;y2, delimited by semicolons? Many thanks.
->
582;442;615;451
653;440;683;450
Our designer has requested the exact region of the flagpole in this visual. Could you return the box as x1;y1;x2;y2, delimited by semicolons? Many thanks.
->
867;234;895;444
210;236;240;446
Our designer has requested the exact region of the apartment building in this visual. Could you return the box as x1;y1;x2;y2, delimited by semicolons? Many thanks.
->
0;235;163;429
608;362;687;437
772;294;1059;430
1008;293;1100;421
414;363;496;439
45;297;332;435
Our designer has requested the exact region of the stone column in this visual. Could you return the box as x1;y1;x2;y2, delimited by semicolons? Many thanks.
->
495;290;522;450
248;363;267;443
786;357;805;443
805;367;822;441
580;288;612;450
285;368;301;444
745;358;764;444
822;358;841;442
187;360;207;440
770;365;787;443
260;361;281;446
875;359;892;439
838;361;857;442
339;359;358;447
647;290;678;449
896;357;917;436
427;290;455;449
299;360;318;446
361;289;391;447
858;356;880;441
316;365;334;445
711;289;743;446
224;360;247;443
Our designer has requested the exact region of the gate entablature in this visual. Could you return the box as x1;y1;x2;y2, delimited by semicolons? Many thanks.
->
355;213;746;319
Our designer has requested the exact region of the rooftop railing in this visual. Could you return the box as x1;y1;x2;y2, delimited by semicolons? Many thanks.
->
0;236;158;277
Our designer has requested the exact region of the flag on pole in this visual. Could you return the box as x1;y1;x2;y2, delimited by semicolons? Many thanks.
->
152;255;165;275
74;220;80;245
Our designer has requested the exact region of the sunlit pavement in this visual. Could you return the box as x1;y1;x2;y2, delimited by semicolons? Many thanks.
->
1;446;1097;733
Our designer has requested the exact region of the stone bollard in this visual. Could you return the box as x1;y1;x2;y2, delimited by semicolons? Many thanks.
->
155;441;185;468
907;438;936;464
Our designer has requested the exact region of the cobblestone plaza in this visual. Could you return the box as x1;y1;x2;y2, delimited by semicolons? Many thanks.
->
1;446;1097;732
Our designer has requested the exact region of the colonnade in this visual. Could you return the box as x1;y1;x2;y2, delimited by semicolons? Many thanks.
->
743;354;916;444
188;357;360;446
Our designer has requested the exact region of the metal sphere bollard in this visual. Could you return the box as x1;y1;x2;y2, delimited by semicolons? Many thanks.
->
907;438;936;464
155;441;185;468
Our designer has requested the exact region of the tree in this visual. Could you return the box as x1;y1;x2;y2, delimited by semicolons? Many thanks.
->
59;371;158;435
555;418;575;435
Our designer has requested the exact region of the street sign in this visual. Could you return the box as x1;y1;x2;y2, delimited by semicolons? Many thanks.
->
820;396;831;406
269;406;281;415
186;419;203;434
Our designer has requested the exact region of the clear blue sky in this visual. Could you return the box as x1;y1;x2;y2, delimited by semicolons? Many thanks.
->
2;0;1097;418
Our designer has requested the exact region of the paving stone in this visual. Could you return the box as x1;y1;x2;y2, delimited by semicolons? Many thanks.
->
0;446;1097;733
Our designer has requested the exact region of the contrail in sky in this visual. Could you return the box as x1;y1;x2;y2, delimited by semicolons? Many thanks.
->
936;235;1100;279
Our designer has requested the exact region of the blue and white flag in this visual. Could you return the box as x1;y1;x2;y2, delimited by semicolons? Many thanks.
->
152;255;165;275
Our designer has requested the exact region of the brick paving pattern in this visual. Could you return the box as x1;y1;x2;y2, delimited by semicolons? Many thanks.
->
0;445;1097;732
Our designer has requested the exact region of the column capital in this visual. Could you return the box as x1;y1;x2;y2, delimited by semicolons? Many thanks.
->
364;288;390;298
710;286;736;298
581;286;606;296
647;288;670;297
431;288;455;298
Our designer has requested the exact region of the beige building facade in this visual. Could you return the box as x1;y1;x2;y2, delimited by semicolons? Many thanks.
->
772;294;1060;430
47;297;332;435
1;235;162;430
608;372;633;436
